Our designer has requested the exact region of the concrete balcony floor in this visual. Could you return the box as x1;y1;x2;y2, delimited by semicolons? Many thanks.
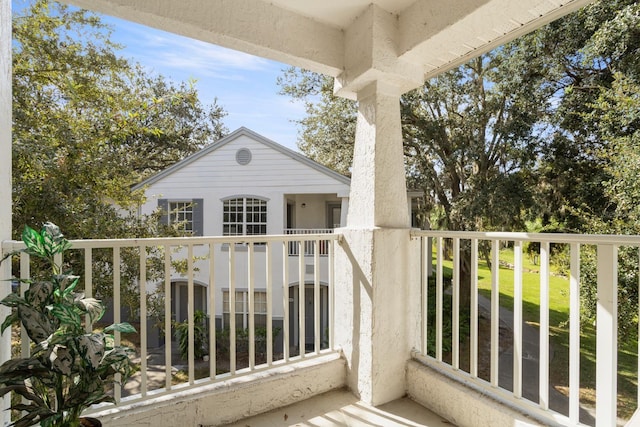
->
222;388;454;427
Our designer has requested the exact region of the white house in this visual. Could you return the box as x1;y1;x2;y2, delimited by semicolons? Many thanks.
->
133;127;351;352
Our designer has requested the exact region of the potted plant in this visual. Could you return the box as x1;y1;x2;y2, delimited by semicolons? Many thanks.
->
0;223;137;427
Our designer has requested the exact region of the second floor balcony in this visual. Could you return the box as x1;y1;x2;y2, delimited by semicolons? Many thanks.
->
1;229;637;426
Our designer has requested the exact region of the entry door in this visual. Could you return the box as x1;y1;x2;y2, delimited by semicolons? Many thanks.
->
327;203;341;229
289;285;328;353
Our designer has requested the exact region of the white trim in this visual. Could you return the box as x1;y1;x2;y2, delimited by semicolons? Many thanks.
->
220;194;270;202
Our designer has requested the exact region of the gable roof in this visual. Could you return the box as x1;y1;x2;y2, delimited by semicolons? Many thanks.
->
132;127;351;190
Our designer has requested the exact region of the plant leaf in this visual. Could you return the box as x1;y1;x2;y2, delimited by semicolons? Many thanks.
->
77;334;105;369
17;305;54;343
0;384;45;407
75;297;104;324
50;303;81;328
22;225;47;259
42;222;71;255
104;322;137;334
49;344;74;375
0;292;28;308
0;310;19;334
25;280;54;308
0;358;49;385
53;274;80;297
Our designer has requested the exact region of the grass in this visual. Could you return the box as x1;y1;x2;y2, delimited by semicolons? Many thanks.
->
436;246;639;419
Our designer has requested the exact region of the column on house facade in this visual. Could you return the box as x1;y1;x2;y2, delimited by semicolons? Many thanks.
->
332;5;424;406
0;0;12;424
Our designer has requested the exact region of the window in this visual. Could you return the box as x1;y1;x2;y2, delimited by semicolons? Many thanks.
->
169;201;194;234
222;290;267;329
158;198;203;236
223;197;267;236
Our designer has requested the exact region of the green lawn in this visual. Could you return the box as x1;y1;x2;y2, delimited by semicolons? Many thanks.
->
435;246;638;419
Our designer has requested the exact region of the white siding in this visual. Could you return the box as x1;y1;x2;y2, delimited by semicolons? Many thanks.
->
139;133;350;236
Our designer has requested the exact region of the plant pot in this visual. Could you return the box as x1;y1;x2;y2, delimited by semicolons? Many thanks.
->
80;417;102;427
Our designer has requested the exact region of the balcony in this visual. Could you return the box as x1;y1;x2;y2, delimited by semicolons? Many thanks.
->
2;230;638;426
285;228;333;256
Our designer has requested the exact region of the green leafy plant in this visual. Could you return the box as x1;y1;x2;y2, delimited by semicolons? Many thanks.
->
173;309;208;360
216;326;282;358
0;223;137;427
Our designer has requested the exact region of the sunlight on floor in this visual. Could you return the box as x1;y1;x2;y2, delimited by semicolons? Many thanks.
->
221;388;454;426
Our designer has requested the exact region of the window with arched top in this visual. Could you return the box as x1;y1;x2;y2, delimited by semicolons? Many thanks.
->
222;197;267;236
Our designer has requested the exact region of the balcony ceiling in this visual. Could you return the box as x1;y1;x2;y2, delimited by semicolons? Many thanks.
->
63;0;594;93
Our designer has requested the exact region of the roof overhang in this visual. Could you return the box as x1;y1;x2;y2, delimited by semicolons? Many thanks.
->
62;0;594;97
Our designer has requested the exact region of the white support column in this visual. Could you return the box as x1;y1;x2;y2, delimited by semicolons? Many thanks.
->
332;4;425;407
334;79;420;406
0;0;11;424
347;81;409;229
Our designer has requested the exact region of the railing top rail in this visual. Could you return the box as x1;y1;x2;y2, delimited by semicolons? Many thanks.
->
1;233;339;251
411;229;640;245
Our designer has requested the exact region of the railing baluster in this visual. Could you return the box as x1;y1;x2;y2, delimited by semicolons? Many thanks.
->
164;245;172;390
596;244;618;426
187;244;195;384
314;239;320;353
569;243;581;424
229;244;236;374
422;236;429;356
113;247;121;403
436;237;443;361
491;239;499;387
470;238;478;378
139;245;148;396
452;238;460;370
84;248;92;333
298;240;305;357
209;243;216;379
539;242;550;410
513;240;523;398
19;252;30;412
283;240;290;362
20;252;29;358
329;239;335;350
266;242;273;366
248;242;255;370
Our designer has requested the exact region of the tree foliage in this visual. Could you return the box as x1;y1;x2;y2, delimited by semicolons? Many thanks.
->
279;50;547;233
277;68;356;176
12;0;228;240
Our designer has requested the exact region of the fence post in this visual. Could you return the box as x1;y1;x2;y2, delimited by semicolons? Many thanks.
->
596;244;617;426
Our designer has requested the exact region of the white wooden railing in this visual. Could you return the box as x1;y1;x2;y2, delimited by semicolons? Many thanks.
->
285;229;333;256
1;233;337;411
411;230;640;427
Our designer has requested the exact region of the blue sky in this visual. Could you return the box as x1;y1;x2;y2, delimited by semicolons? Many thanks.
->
14;0;306;151
101;16;306;151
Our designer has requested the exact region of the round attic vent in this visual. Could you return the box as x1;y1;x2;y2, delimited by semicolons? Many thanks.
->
236;148;252;165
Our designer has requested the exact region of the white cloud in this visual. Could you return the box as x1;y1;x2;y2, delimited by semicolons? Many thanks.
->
107;18;272;78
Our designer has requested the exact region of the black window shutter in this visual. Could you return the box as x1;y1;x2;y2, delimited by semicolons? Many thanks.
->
193;198;204;236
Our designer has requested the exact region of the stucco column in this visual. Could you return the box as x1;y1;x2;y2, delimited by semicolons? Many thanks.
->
334;80;420;406
0;0;11;424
